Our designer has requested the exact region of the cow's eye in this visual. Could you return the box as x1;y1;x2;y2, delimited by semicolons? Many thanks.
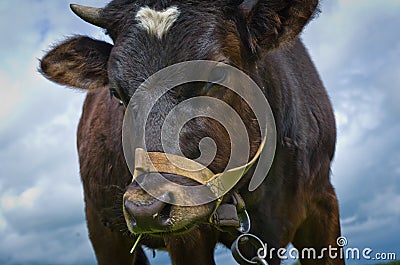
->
203;67;228;93
110;88;121;100
110;88;124;105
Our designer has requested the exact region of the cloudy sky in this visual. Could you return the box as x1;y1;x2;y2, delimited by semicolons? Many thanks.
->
0;0;399;265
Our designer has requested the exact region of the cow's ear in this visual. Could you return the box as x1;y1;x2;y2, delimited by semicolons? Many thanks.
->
239;0;319;54
40;36;113;90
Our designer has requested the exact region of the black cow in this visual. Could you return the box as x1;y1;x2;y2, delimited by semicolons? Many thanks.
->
40;0;343;264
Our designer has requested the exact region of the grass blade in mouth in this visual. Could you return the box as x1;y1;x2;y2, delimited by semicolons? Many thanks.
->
130;234;143;254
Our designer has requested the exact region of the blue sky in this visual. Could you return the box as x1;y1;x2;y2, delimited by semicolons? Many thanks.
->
0;1;399;264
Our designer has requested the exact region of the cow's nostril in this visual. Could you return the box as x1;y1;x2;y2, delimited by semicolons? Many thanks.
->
159;203;173;224
124;193;174;232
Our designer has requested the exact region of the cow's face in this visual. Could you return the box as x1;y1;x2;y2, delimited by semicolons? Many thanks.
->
40;0;318;236
103;1;255;235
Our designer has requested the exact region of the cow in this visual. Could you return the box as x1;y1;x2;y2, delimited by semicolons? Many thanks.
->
39;0;344;264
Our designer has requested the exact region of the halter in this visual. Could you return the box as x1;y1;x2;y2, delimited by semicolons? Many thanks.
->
132;136;266;199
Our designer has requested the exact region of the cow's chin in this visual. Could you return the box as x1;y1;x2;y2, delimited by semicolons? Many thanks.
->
139;224;198;238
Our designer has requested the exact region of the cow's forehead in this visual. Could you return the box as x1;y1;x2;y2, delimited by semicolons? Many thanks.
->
135;6;180;39
103;0;235;70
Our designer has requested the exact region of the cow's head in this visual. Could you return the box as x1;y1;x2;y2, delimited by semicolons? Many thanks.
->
40;0;318;236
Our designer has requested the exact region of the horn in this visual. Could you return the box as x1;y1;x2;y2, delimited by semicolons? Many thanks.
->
70;4;106;28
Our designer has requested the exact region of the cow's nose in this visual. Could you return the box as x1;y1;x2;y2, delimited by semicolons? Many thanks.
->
124;193;173;233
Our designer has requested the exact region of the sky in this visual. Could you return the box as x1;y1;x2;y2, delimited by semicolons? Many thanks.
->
0;0;399;265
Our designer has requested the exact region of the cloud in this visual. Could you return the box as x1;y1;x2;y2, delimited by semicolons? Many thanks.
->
0;177;93;265
0;1;109;264
1;187;40;210
303;0;400;263
0;223;95;265
0;73;24;125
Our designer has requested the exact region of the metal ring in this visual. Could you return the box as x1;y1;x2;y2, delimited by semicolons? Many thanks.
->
231;234;265;265
237;209;251;234
251;257;269;265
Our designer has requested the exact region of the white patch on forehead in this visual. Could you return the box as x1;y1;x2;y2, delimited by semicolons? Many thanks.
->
136;6;180;39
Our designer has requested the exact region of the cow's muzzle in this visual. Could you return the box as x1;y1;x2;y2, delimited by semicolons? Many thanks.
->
124;190;172;232
123;179;215;235
122;128;267;234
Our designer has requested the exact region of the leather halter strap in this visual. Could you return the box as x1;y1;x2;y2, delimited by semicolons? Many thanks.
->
133;148;215;183
132;134;267;199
